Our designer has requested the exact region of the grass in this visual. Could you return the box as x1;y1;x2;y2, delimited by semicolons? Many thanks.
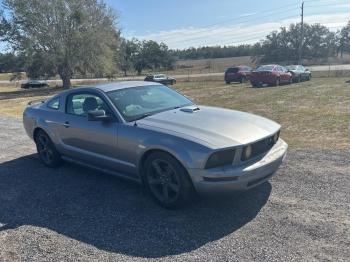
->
0;77;349;149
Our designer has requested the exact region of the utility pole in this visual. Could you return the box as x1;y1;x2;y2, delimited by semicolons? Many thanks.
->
298;1;304;64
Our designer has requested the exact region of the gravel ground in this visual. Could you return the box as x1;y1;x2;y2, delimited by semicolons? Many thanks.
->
0;116;349;262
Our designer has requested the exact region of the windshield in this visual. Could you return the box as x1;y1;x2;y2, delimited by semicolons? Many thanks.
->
256;65;275;71
107;85;193;122
286;65;298;70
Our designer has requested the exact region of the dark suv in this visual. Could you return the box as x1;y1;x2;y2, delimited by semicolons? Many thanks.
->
225;66;252;84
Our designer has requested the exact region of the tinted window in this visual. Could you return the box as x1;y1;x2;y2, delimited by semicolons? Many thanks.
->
66;93;110;117
256;65;274;71
226;67;239;73
47;97;60;110
107;85;193;122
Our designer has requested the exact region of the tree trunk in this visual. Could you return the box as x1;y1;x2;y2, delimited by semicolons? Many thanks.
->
58;66;72;89
61;74;71;89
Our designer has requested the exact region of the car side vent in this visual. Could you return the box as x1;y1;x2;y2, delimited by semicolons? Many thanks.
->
180;107;200;113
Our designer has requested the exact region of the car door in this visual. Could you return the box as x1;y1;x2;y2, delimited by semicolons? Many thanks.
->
57;90;121;171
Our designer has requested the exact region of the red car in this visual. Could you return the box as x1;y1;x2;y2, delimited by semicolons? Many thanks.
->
225;65;252;84
250;65;292;87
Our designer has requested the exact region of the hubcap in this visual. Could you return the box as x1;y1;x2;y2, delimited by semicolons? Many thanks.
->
147;159;181;203
37;133;54;164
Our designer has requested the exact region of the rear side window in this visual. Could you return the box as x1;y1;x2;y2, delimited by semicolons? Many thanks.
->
47;97;60;110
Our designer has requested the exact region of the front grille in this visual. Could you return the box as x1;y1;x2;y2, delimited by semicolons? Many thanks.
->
241;132;279;161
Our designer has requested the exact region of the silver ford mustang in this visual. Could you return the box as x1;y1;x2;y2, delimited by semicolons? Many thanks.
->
23;81;288;208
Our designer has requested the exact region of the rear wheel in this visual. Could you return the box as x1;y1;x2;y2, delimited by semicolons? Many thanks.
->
35;130;62;168
144;152;194;209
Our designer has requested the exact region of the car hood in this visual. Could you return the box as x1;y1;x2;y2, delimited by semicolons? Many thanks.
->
138;105;281;149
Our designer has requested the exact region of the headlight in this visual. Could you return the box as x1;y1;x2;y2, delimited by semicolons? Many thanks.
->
241;145;253;161
205;149;236;169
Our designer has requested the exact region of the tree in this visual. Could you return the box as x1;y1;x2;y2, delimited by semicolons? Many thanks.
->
0;0;119;88
260;23;337;63
339;21;350;57
125;40;175;75
117;38;138;76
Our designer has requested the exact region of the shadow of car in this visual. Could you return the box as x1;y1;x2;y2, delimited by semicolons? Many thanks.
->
0;154;271;258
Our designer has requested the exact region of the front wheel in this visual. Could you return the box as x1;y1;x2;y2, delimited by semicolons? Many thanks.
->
144;152;194;209
35;130;62;168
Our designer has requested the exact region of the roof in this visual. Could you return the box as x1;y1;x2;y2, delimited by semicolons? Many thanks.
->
93;81;162;92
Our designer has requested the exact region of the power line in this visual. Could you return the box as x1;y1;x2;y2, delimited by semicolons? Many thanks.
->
165;2;349;47
169;7;299;45
169;8;349;48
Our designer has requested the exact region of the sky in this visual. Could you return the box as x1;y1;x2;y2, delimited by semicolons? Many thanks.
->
109;0;350;49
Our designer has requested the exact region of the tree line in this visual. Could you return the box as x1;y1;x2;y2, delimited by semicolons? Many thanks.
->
1;0;350;88
173;21;350;62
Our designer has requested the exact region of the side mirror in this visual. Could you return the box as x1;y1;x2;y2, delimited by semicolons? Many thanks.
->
305;68;309;71
88;110;113;122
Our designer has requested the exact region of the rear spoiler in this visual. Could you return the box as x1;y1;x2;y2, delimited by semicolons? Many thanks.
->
28;99;46;106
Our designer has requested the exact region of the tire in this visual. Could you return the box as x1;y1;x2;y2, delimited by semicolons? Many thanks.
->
297;75;301;83
225;80;230;84
251;82;258;88
240;76;247;84
144;152;194;209
35;129;62;168
289;77;293;85
307;74;311;81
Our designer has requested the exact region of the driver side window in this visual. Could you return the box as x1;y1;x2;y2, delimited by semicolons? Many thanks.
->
66;93;110;117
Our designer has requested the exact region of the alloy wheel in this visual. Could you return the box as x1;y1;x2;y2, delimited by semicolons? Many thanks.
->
147;159;181;204
36;132;54;165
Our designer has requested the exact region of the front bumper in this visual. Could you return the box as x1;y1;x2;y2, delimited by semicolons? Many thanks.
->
188;139;288;194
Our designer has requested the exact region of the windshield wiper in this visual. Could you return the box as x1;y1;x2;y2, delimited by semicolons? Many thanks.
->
133;113;152;125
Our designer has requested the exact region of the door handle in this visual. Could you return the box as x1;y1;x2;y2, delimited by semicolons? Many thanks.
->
63;121;70;128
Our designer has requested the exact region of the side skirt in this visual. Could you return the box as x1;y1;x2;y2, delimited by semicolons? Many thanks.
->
61;156;143;185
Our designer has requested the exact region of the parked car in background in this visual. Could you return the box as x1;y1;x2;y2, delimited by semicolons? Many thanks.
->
23;81;288;209
225;65;252;84
250;65;292;87
286;65;311;82
144;74;176;85
21;80;49;89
